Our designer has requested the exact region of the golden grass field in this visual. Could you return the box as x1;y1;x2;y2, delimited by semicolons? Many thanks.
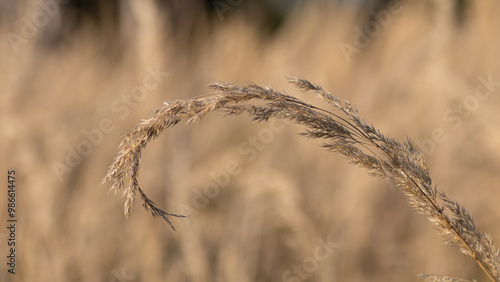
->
1;0;500;281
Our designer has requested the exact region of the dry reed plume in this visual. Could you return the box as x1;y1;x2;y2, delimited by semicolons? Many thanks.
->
104;77;500;281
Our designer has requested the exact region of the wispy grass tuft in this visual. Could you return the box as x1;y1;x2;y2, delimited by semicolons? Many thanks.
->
104;77;500;280
419;274;478;282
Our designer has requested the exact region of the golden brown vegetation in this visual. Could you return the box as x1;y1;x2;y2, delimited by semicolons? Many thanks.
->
2;0;500;281
105;76;500;281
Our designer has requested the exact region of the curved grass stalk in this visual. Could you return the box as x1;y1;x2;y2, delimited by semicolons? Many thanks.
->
104;77;500;280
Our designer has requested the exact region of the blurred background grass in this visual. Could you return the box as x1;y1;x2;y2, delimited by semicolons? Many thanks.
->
1;0;500;281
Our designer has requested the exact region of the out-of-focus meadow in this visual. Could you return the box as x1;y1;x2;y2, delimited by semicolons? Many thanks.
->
1;0;500;281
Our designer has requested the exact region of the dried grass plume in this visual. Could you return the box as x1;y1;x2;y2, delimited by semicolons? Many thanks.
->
104;77;500;281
